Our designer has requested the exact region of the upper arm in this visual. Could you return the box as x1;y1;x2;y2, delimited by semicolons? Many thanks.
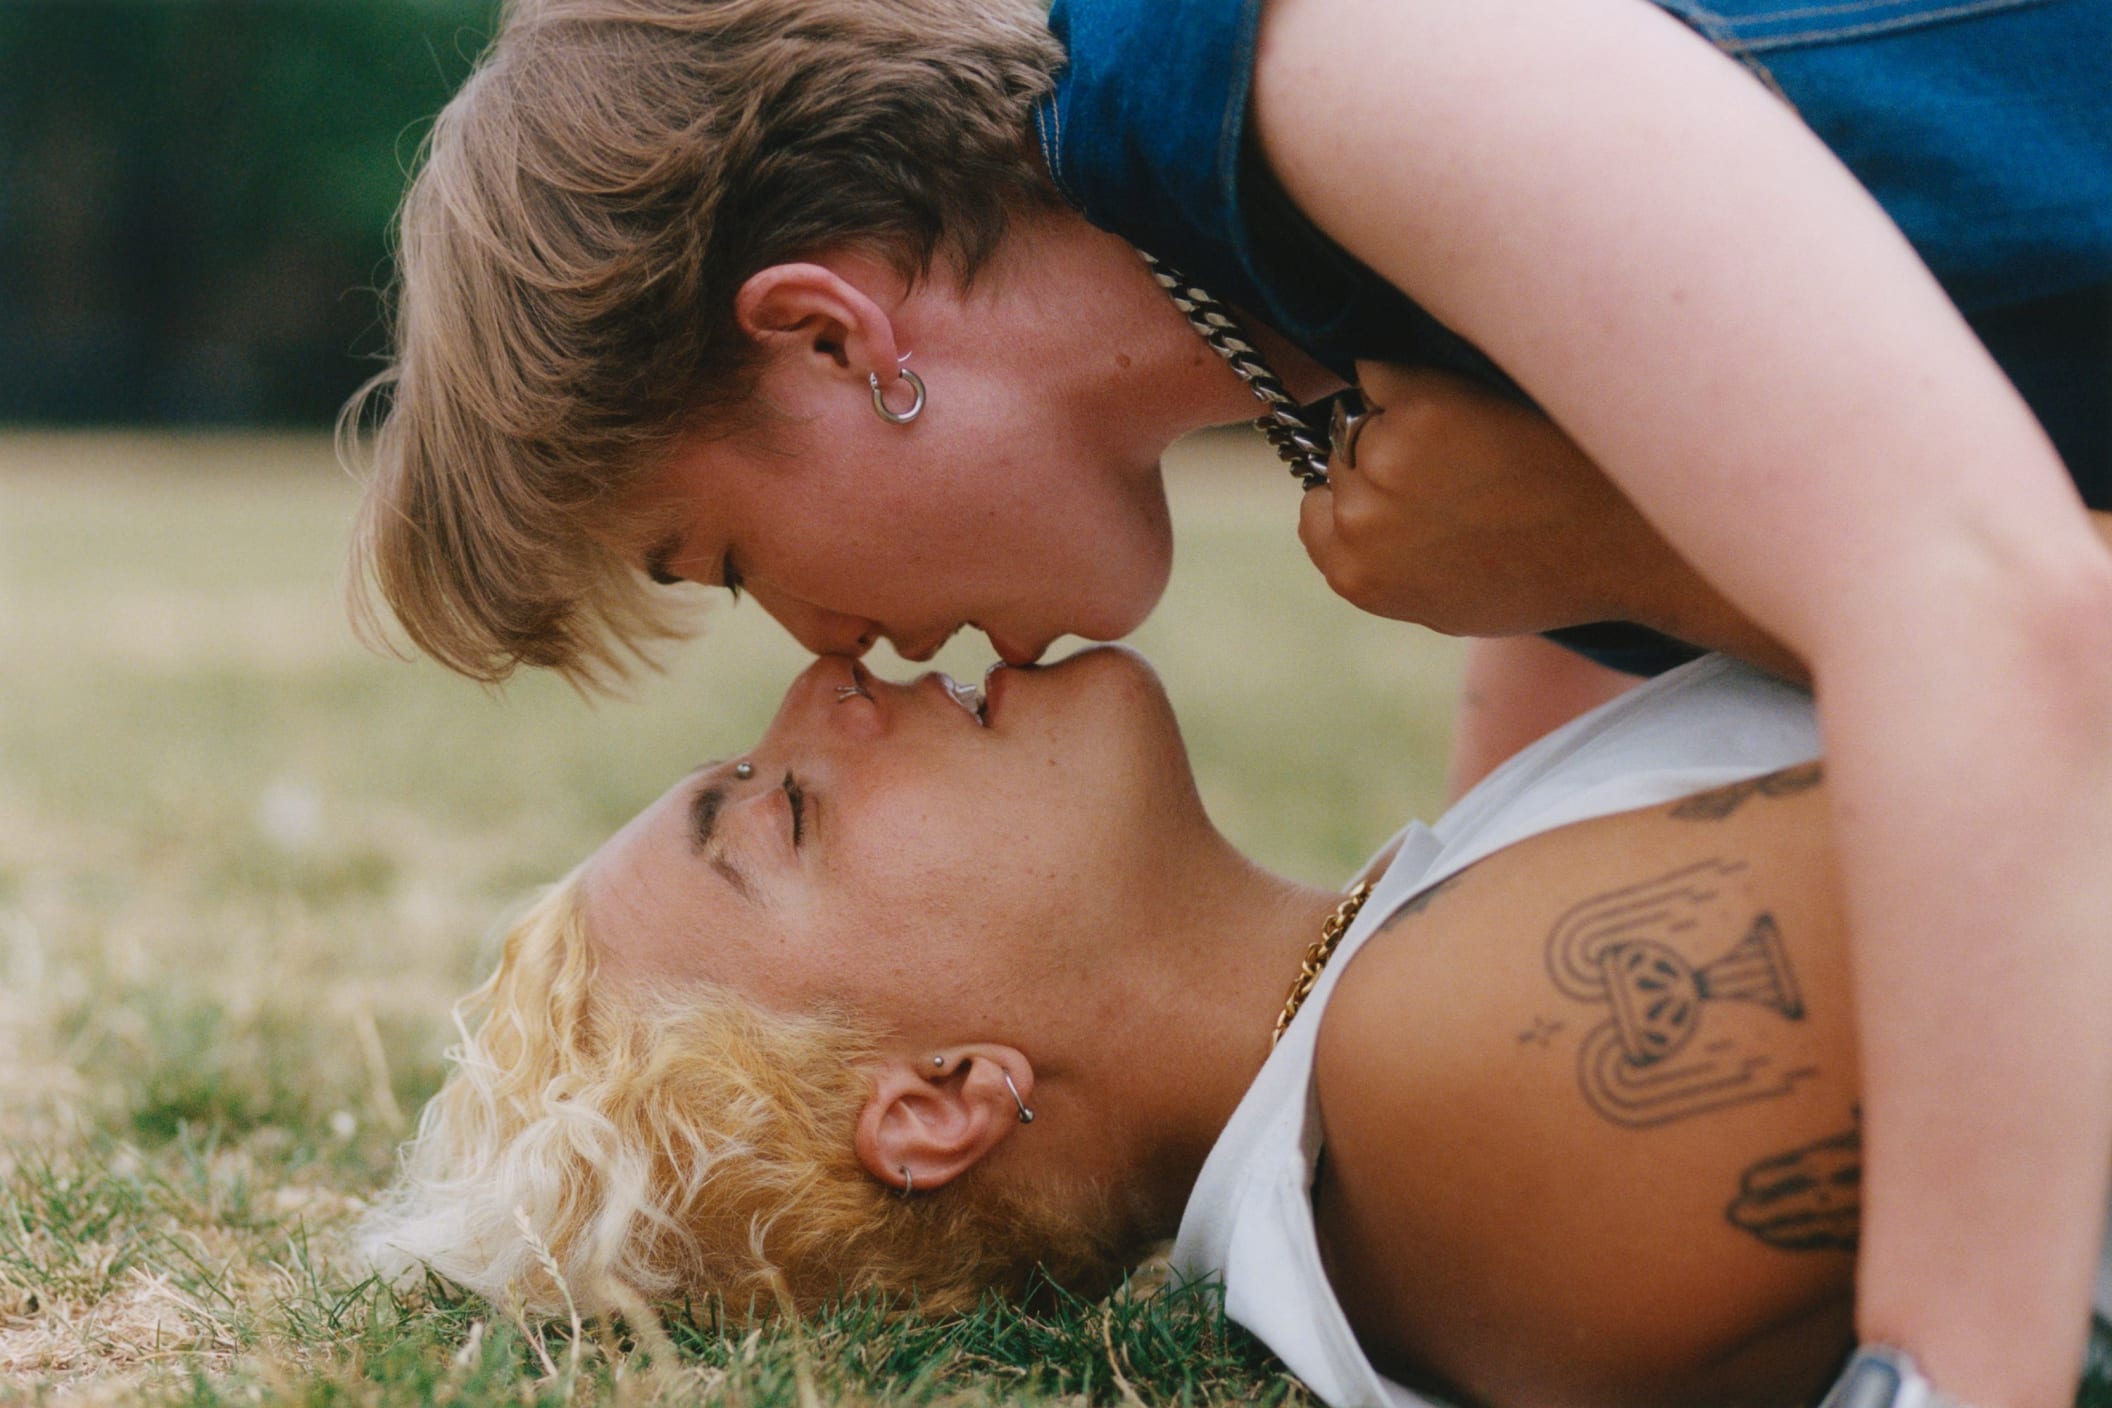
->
1312;769;1857;1405
1250;0;2097;657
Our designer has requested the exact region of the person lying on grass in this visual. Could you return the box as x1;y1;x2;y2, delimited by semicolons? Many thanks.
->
361;646;2112;1408
350;7;2112;1398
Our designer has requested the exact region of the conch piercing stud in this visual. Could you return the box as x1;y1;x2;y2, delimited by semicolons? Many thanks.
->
1002;1069;1036;1125
733;761;755;780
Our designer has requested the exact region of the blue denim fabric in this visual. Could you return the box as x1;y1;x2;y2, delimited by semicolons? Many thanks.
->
1040;0;2112;675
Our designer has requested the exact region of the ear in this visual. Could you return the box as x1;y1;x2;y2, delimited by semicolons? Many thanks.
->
855;1046;1035;1194
734;262;904;384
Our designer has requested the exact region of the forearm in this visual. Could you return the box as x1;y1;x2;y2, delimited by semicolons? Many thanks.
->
1255;0;2112;1399
1447;636;1638;799
1814;586;2112;1406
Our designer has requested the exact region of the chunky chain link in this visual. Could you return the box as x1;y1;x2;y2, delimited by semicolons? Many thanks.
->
1138;250;1334;490
1272;881;1376;1047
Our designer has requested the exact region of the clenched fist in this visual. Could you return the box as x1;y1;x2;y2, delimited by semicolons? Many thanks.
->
1298;362;1798;678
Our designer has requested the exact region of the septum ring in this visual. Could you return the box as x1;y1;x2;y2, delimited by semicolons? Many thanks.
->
1328;389;1382;472
869;367;926;425
835;682;872;703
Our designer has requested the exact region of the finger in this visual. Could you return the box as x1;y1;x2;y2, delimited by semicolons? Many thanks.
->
1351;358;1429;410
1298;482;1338;570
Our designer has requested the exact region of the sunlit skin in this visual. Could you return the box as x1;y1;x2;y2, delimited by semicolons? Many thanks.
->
579;649;1873;1407
636;214;1341;664
585;648;1342;1229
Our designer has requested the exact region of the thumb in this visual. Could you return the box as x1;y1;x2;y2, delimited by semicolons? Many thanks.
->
1298;482;1339;573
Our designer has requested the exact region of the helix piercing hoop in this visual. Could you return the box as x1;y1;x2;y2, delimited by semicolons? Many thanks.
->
868;367;927;425
1001;1069;1036;1125
733;761;755;780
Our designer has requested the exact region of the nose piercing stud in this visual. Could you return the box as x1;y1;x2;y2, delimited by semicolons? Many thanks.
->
733;762;755;780
1001;1069;1036;1125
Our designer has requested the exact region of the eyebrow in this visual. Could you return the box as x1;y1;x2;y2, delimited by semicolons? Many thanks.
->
687;781;756;901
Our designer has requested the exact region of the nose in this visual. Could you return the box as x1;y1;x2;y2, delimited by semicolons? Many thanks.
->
750;586;879;658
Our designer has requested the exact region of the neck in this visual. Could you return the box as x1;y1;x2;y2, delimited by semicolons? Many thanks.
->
1043;842;1345;1240
1003;211;1348;464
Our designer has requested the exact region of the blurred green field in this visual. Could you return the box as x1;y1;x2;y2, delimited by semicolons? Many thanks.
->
0;428;1465;1402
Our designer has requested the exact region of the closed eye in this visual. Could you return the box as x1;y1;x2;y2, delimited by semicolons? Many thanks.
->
782;771;804;846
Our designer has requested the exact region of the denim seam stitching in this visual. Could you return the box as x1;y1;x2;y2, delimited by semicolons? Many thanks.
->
1033;94;1081;208
1690;0;2049;48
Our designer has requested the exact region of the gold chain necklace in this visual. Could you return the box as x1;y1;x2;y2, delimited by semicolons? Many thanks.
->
1271;881;1376;1047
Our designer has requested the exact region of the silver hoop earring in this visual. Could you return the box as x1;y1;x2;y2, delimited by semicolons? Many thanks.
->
868;367;926;425
898;1166;914;1198
1001;1069;1036;1125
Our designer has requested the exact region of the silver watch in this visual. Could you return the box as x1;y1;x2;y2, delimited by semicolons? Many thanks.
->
1817;1345;1980;1408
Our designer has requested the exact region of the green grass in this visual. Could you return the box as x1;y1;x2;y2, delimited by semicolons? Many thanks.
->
0;428;1455;1403
1;431;2104;1406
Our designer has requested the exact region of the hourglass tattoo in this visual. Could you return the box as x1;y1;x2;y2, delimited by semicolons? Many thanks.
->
1546;859;1815;1129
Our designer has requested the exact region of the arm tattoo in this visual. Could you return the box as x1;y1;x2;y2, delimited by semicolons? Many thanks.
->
1670;763;1823;822
1726;1117;1862;1253
1547;860;1814;1128
1368;872;1466;939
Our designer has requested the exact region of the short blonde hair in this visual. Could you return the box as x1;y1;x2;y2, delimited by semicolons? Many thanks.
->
343;0;1063;689
363;871;1125;1318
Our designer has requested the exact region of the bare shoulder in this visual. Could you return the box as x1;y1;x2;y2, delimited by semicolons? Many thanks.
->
1313;766;1857;1407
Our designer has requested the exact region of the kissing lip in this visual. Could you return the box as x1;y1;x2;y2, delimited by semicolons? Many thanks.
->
987;631;1048;668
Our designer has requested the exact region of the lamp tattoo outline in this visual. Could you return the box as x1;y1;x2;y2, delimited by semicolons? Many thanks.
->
1547;859;1815;1129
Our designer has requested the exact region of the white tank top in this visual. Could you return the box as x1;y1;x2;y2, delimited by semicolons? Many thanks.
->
1171;655;2112;1407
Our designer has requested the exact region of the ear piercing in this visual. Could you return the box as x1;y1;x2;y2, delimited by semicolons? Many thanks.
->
898;1166;914;1198
929;1054;1037;1125
868;367;927;425
733;761;755;780
1002;1069;1036;1125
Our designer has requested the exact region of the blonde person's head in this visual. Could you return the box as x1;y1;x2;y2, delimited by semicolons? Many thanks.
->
341;0;1063;690
362;869;1123;1318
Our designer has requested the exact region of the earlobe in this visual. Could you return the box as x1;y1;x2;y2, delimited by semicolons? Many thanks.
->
733;262;903;381
854;1047;1035;1194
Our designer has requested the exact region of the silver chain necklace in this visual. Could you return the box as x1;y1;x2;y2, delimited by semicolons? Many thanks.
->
1138;249;1332;489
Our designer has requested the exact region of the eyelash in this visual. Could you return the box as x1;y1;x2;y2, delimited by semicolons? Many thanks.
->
781;772;804;846
721;552;744;603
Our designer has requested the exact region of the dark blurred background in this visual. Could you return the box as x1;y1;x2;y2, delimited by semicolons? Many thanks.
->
0;0;496;426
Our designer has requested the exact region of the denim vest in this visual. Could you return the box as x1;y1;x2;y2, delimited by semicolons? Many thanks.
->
1039;0;2112;675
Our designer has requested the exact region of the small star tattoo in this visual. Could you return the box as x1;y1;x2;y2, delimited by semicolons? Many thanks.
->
1518;1016;1565;1049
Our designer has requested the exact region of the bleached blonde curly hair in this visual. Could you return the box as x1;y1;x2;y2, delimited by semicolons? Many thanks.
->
361;870;1126;1318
